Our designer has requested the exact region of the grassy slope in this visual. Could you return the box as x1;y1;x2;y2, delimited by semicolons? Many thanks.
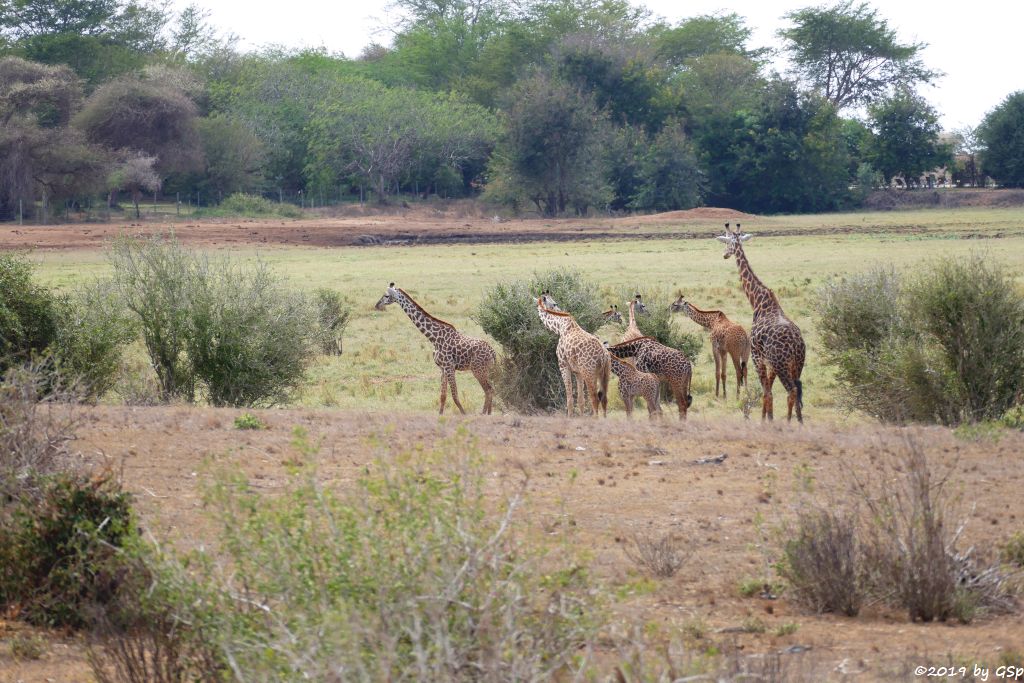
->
30;207;1024;421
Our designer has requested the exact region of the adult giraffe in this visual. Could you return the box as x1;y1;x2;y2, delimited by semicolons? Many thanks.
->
537;291;610;417
375;283;496;414
717;224;805;422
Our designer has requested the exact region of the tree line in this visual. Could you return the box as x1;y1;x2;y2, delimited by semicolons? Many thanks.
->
3;0;1024;221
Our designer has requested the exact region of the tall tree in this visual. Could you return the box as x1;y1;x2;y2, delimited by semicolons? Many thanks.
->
485;69;610;216
865;89;950;185
651;12;766;70
779;1;937;111
0;0;169;83
977;91;1024;188
73;75;202;178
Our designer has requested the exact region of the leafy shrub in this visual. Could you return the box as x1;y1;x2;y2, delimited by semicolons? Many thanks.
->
188;259;315;407
312;288;351;355
181;430;598;681
0;252;60;373
817;256;1024;425
0;471;137;628
213;193;302;218
1002;532;1024;568
476;269;603;412
233;412;264;430
109;234;318;407
52;281;136;399
1003;405;1024;430
109;235;197;402
779;508;865;616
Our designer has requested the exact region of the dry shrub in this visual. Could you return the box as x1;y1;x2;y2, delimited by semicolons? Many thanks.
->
0;363;78;500
780;508;865;616
624;531;688;578
852;438;1017;622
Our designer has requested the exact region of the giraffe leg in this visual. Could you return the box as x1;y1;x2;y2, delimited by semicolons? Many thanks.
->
560;365;574;417
731;350;745;396
473;367;493;415
621;389;633;419
585;377;600;417
754;360;769;421
762;369;776;422
438;371;448;415
447;370;466;415
719;348;728;399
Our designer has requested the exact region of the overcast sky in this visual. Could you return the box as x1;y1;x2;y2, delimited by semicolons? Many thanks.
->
179;0;1024;130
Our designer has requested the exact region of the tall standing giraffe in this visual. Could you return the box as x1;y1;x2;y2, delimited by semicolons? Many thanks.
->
537;291;610;417
375;283;496;415
621;294;647;342
671;294;750;398
717;223;805;422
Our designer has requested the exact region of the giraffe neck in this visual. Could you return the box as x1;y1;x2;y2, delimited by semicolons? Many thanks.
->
683;303;725;330
734;245;781;317
395;289;453;347
537;302;572;336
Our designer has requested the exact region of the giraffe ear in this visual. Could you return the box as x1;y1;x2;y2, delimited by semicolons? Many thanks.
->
715;236;732;244
739;233;752;242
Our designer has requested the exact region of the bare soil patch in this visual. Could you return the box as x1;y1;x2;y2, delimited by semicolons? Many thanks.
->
5;407;1021;681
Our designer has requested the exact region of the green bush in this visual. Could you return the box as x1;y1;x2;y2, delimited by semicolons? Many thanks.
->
52;281;136;399
233;412;265;430
212;193;303;218
0;471;137;628
0;252;60;373
179;430;598;680
476;269;603;412
188;259;315;407
109;234;318;407
109;235;197;402
312;287;351;355
817;256;1024;425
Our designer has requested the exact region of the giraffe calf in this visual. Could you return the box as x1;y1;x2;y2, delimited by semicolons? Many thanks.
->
605;344;661;419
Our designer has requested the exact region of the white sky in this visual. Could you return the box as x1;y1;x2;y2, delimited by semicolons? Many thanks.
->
180;0;1024;130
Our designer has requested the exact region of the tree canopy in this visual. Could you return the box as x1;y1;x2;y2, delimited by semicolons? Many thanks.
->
779;0;938;111
978;91;1024;188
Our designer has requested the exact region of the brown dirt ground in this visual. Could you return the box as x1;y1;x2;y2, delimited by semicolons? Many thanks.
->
3;406;1023;682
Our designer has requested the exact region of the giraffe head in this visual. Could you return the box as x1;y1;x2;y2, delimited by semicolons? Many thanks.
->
715;222;751;259
670;293;689;315
374;282;400;310
602;304;622;323
631;293;648;316
539;289;561;311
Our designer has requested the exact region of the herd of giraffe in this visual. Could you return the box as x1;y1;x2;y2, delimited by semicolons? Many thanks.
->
374;223;807;423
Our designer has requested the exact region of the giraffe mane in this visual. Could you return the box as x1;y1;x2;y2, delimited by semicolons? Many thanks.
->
398;288;456;330
683;301;726;317
537;299;572;317
608;336;658;348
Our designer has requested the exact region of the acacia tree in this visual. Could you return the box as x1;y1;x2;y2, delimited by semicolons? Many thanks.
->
73;75;202;180
779;1;937;111
0;56;106;220
978;91;1024;188
865;90;950;185
108;152;160;218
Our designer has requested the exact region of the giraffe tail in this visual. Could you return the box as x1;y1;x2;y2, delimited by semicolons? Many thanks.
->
796;379;803;409
686;394;693;408
598;356;611;408
740;359;747;384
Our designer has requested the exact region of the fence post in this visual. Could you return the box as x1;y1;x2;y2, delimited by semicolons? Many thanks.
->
18;199;22;225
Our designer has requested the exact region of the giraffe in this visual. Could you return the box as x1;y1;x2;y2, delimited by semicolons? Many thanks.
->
607;337;693;420
375;283;496;415
537;291;611;417
603;341;662;419
671;294;750;398
602;304;623;324
717;223;806;422
621;294;647;342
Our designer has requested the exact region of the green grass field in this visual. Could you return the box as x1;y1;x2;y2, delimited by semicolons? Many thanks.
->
29;207;1024;422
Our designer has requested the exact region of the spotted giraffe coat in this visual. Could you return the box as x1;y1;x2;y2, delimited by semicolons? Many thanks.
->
607;337;693;420
375;284;496;415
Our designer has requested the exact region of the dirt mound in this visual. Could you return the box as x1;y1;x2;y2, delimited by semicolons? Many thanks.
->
628;207;758;223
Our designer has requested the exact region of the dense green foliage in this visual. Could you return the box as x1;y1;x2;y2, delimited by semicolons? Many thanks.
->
0;0;1004;218
109;235;320;407
817;255;1024;425
978;91;1024;187
476;269;604;412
